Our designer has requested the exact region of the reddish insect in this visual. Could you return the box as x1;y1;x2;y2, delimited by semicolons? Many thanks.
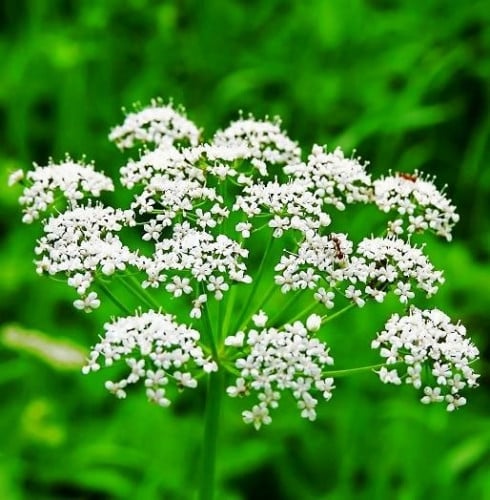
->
329;234;345;260
398;172;418;182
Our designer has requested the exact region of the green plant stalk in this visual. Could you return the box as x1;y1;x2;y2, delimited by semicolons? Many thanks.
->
126;274;161;309
323;362;399;377
96;281;132;315
248;280;278;317
269;289;303;326
202;287;218;359
235;234;275;332
220;284;237;341
199;368;225;500
118;276;156;310
321;302;356;324
284;299;320;324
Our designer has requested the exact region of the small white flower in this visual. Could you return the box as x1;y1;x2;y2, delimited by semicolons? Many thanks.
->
144;369;167;387
235;222;252;238
242;404;272;430
127;358;146;383
8;169;24;186
306;314;322;332
394;282;415;304
345;286;365;307
420;386;444;404
225;331;245;347
73;292;100;312
315;378;335;400
227;378;248;397
105;380;127;399
445;394;467;412
174;371;198;389
376;367;402;385
207;275;229;300
146;388;171;407
252;310;268;327
314;288;335;309
297;392;318;421
166;276;193;297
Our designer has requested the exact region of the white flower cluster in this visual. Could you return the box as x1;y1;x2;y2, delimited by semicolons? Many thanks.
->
373;171;460;240
109;99;200;149
119;145;204;190
134;176;222;229
233;180;331;238
274;233;350;296
372;308;479;411
114;117;310;308
226;313;335;429
354;237;443;300
212;115;302;172
83;310;217;405
11;99;479;424
275;234;443;310
35;203;138;311
16;157;114;223
141;222;251;310
285;145;372;210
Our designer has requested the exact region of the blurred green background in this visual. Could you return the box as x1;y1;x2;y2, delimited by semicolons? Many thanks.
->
1;0;489;499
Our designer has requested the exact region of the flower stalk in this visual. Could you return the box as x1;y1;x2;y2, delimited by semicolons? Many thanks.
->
199;369;225;500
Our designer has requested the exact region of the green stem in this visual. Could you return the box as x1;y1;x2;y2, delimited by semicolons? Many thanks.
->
202;291;218;359
251;281;277;315
199;369;224;500
234;235;275;332
221;285;237;340
118;276;155;310
96;281;131;315
127;275;161;309
269;290;303;326
217;297;223;342
323;362;397;378
284;299;320;324
321;302;356;324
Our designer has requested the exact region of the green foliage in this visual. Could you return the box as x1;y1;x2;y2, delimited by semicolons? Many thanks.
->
0;0;489;498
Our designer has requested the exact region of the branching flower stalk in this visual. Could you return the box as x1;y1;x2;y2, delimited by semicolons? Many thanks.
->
10;98;480;499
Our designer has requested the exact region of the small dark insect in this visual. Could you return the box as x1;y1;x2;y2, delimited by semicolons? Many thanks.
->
329;234;345;260
398;172;418;182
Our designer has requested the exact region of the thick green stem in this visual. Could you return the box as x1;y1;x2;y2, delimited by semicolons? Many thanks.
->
199;369;225;500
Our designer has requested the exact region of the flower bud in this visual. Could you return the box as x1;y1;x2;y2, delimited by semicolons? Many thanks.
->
306;314;322;332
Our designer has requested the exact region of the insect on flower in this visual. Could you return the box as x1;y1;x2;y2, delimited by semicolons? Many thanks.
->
397;172;418;182
328;234;346;261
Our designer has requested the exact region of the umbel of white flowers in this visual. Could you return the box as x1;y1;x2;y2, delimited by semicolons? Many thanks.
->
10;99;479;429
